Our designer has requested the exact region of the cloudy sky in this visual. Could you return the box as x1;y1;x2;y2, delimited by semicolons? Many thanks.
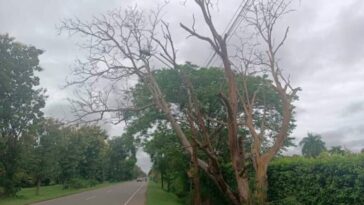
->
1;0;364;171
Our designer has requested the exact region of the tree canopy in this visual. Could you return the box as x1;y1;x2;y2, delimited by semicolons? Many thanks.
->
299;133;326;158
0;34;46;196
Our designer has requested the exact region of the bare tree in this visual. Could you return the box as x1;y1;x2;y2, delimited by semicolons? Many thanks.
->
61;1;298;204
238;1;299;203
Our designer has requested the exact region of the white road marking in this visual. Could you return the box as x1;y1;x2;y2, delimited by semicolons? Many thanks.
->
85;195;96;200
123;183;145;205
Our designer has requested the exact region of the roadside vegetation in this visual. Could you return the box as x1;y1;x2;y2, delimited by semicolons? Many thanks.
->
146;181;183;205
147;131;364;204
0;34;144;201
0;182;113;205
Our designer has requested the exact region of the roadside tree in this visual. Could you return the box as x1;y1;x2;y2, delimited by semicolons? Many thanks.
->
0;34;46;196
61;1;298;204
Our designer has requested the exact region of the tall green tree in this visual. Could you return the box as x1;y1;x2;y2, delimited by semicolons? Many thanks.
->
299;133;326;157
144;125;189;193
26;119;64;195
57;125;108;185
107;135;137;182
0;34;46;196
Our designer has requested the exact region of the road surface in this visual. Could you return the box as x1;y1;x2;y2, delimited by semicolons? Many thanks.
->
33;181;147;205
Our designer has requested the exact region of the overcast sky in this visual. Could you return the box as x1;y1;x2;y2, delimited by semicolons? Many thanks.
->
1;0;364;172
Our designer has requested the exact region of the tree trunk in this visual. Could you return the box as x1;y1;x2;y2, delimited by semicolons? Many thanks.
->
254;162;268;205
36;178;41;195
191;141;201;205
167;177;170;192
146;73;242;205
161;170;164;190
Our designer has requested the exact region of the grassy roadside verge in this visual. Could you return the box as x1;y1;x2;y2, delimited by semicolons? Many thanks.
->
146;181;183;205
0;182;114;205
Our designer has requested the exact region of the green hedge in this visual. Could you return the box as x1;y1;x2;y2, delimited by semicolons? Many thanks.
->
268;154;364;205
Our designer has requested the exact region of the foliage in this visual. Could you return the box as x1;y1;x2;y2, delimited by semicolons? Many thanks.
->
0;34;46;196
106;135;138;182
135;67;296;203
328;146;348;155
146;181;183;205
64;178;98;189
144;126;189;195
299;133;326;157
1;116;140;196
133;66;296;150
268;154;364;205
57;124;109;185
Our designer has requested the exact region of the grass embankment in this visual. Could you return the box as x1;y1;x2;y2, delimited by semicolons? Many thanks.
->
146;181;183;205
0;182;112;205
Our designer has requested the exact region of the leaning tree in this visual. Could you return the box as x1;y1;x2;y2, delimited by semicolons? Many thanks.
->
61;0;299;204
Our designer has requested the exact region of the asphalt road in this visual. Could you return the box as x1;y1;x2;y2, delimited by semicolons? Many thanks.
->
33;181;147;205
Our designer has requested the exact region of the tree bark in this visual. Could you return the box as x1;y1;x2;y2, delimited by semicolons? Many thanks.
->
222;45;251;205
255;161;268;205
36;178;41;196
161;170;164;190
191;141;202;205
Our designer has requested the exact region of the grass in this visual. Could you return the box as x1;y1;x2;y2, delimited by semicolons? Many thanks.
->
146;181;183;205
0;182;113;205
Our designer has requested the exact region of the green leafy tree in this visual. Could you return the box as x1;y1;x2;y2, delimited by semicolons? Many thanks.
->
0;34;46;196
57;126;83;185
107;135;137;182
299;133;326;157
77;125;108;182
144;125;189;193
57;125;108;186
328;146;346;155
25;119;64;195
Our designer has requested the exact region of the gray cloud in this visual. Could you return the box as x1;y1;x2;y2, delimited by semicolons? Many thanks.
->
136;149;153;174
342;102;364;117
1;0;364;168
321;125;364;152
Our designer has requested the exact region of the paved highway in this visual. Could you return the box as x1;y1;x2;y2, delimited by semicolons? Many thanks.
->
33;181;147;205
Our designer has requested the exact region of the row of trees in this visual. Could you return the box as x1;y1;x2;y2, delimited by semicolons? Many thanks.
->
25;119;139;195
0;34;141;197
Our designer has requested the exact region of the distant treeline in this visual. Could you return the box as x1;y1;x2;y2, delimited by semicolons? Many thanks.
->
0;119;143;196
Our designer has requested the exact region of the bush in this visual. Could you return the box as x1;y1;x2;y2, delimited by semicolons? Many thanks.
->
88;179;99;187
269;196;303;205
64;178;89;189
268;154;364;205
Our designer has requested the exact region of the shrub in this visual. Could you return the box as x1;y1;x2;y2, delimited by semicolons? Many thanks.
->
87;179;99;187
268;154;364;205
64;178;89;189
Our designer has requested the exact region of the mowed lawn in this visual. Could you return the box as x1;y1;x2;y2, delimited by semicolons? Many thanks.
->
146;181;183;205
0;183;112;205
